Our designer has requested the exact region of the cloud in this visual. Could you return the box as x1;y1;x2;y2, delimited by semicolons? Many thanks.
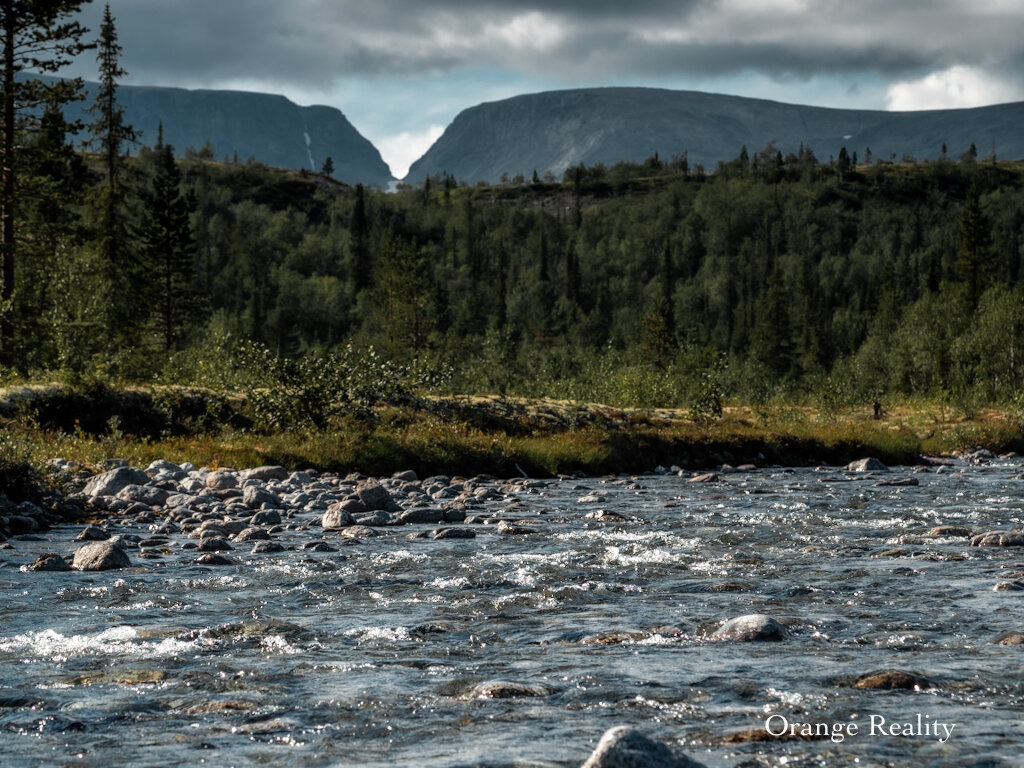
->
376;125;447;179
68;0;1023;92
885;65;1024;110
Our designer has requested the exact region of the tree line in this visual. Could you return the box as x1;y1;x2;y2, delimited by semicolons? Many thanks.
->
3;2;1023;415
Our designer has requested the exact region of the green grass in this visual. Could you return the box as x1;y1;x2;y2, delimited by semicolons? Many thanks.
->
2;386;1021;502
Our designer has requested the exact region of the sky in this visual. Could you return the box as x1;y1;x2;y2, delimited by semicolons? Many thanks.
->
61;0;1024;179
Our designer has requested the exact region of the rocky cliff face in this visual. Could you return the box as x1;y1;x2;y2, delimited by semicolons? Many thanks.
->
405;87;1024;183
66;81;394;186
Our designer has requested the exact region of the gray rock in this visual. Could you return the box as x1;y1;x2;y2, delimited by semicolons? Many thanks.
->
198;536;232;552
72;540;131;571
399;507;445;524
392;469;419;482
432;527;476;540
75;525;110;542
711;614;788;642
241;465;290;482
7;515;40;534
581;726;706;768
847;457;887;472
147;459;184;475
353;509;396;526
83;466;148;497
250;509;282;526
242;485;280;509
251;541;286;554
874;477;919;487
972;530;1024;547
23;553;71;572
196;553;236;566
357;483;391;511
321;503;353;530
205;471;239;491
471;680;554;699
116;484;171;507
233;526;271;542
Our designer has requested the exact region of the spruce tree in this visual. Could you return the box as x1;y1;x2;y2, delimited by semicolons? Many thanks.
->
87;2;138;340
139;135;196;350
0;0;90;364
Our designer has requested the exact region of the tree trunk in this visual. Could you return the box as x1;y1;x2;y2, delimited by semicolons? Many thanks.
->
1;0;16;365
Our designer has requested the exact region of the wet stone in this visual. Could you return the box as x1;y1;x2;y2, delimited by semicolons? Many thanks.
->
432;527;476;540
75;525;110;542
251;541;286;554
23;553;71;572
72;540;131;571
711;614;788;642
847;457;887;472
470;680;554;699
196;553;236;566
198;537;232;552
853;670;933;690
581;726;706;768
972;530;1024;547
233;527;271;542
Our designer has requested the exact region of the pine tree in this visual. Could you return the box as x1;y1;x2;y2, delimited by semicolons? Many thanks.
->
0;0;90;364
321;156;334;178
956;179;991;308
86;2;138;340
139;136;197;350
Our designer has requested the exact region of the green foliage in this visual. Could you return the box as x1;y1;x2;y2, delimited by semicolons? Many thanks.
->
0;428;41;501
214;339;448;431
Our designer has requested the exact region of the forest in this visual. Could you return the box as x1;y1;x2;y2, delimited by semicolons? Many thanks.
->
3;6;1024;426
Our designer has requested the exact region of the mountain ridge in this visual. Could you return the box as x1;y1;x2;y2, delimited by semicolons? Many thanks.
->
405;86;1024;183
56;78;395;186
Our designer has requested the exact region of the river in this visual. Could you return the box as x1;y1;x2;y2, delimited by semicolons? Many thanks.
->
2;458;1023;766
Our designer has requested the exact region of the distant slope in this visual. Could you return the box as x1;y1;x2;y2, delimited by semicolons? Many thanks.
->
405;87;1024;183
63;81;394;186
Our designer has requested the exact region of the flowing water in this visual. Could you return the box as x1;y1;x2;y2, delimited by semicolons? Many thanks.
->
3;460;1024;767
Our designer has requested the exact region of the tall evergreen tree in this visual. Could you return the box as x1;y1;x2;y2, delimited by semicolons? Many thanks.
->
957;179;991;309
86;2;136;339
139;136;196;350
0;0;90;365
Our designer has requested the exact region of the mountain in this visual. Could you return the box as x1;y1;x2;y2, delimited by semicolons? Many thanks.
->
63;80;394;186
405;87;1024;183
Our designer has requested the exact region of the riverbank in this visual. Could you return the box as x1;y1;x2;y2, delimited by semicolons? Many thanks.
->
2;384;1022;509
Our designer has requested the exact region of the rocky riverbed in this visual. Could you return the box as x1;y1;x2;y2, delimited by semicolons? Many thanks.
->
2;451;1024;766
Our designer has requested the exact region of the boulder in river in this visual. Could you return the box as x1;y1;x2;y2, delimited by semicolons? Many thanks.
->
971;530;1024;547
847;457;887;472
581;726;706;768
853;670;933;690
470;680;554;699
72;540;131;571
23;552;71;572
711;614;788;642
321;503;353;530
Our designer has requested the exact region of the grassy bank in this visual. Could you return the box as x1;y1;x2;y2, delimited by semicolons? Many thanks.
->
2;386;1022;501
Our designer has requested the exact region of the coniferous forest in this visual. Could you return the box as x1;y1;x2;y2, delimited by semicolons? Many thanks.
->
3;3;1024;427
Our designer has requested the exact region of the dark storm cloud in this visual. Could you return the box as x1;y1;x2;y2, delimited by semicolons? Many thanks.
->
68;0;1024;89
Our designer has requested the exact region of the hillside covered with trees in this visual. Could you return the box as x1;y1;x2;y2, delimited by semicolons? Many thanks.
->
3;4;1023;425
